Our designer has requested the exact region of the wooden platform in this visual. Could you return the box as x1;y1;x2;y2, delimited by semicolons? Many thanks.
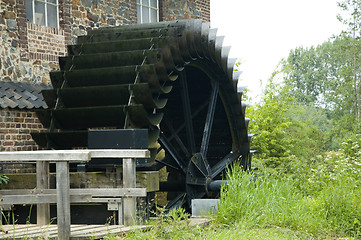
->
0;218;211;239
0;224;150;239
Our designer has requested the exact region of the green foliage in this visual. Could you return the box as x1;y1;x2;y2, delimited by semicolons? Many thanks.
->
268;34;361;149
217;157;361;238
0;174;9;185
217;165;322;234
126;207;199;240
337;0;361;38
123;135;361;239
247;79;326;162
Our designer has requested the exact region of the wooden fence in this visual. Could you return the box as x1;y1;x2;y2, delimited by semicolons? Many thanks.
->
0;149;149;240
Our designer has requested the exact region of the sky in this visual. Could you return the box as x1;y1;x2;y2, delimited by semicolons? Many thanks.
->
210;0;345;101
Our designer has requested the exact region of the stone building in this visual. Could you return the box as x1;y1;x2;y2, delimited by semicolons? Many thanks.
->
0;0;210;162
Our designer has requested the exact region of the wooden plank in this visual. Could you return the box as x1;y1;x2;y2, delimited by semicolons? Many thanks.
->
0;149;149;162
0;224;58;239
90;149;150;158
0;188;146;197
69;224;107;232
90;197;122;203
69;225;115;237
70;188;146;197
72;226;123;238
5;224;57;238
123;158;136;226
2;171;159;192
76;225;150;239
0;194;92;205
0;224;151;240
0;150;91;162
56;162;71;240
36;161;50;225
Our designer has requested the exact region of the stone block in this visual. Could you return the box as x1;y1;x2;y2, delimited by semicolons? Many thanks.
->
3;0;16;5
87;11;99;22
6;19;17;31
0;14;5;25
107;18;116;25
81;0;92;8
4;11;16;20
191;199;220;217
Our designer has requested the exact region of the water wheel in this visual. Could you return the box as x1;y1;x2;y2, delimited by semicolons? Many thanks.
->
31;19;252;210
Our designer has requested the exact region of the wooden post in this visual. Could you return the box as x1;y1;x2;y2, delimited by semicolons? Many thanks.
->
123;158;136;226
56;162;71;240
36;161;50;225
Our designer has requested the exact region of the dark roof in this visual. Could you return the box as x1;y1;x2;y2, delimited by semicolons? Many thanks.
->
0;81;51;109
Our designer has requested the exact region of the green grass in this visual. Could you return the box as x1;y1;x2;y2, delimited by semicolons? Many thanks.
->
122;147;361;240
124;219;319;240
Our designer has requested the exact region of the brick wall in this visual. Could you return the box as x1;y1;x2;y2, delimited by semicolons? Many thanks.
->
198;0;210;22
0;109;46;173
27;23;67;61
0;109;45;152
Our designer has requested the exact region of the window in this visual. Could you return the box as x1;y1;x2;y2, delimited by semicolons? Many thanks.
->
137;0;159;23
26;0;59;28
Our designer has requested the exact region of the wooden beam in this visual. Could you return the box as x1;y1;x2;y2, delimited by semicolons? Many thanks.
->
123;158;136;226
89;149;150;158
36;161;50;225
0;188;146;197
2;171;159;192
0;150;91;162
0;149;150;162
0;194;92;205
56;161;71;240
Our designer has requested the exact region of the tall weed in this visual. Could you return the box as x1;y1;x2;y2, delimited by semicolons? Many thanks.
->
217;164;324;234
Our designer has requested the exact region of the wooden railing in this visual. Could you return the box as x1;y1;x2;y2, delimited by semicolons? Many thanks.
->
0;149;149;240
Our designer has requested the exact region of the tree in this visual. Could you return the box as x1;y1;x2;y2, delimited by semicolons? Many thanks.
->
337;0;361;120
278;36;361;149
247;75;326;159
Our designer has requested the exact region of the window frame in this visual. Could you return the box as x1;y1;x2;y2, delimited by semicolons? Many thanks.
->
26;0;60;29
137;0;159;24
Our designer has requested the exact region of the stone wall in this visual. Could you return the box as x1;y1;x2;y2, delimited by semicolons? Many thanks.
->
160;0;210;22
1;0;211;85
0;0;60;85
70;0;137;43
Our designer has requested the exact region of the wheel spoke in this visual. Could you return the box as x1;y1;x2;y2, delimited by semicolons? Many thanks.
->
189;153;211;177
164;118;190;158
158;132;187;174
180;71;196;154
155;158;180;171
200;80;219;156
170;100;208;140
210;151;239;179
165;192;187;210
186;177;207;186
